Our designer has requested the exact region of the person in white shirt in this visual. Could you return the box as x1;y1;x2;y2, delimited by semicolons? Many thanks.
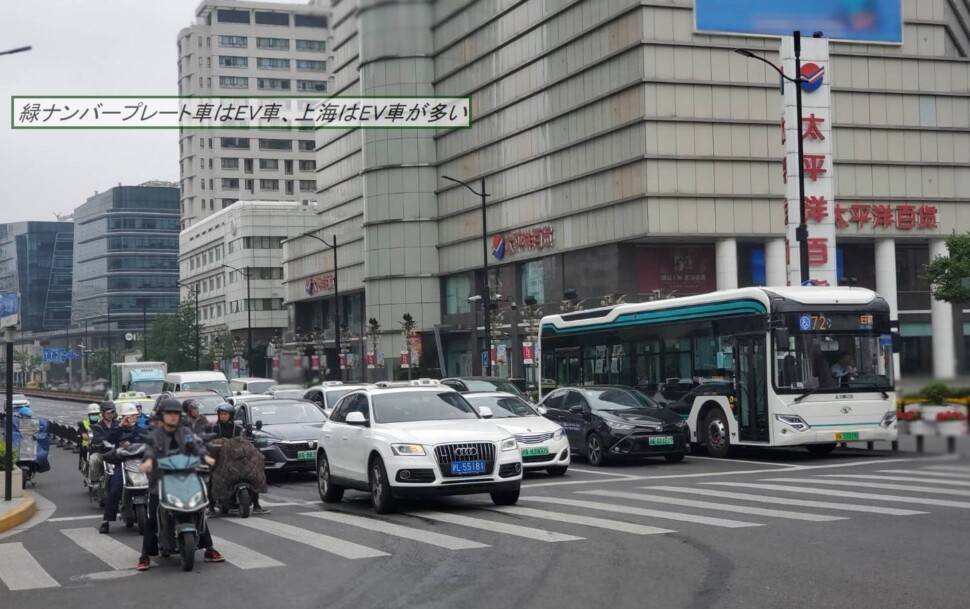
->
830;353;857;384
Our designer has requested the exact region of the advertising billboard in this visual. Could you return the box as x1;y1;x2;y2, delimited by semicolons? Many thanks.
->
695;0;903;44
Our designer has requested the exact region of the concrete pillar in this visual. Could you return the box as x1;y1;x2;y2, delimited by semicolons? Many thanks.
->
874;239;901;382
716;238;738;290
765;238;787;287
929;239;956;380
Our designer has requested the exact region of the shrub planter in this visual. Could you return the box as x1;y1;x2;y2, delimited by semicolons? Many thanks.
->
919;405;949;423
937;420;967;436
909;420;931;436
1;470;24;498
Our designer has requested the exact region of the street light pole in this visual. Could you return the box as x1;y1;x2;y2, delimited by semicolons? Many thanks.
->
735;32;811;285
222;264;253;373
443;175;492;376
299;232;340;379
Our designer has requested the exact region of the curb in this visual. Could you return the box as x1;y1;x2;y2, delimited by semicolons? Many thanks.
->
0;492;37;534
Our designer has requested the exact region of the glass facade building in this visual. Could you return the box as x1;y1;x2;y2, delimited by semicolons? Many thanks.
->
72;183;181;331
0;222;75;332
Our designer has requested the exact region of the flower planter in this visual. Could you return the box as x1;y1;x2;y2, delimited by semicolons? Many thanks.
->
919;405;950;423
937;421;967;437
909;420;930;436
896;420;910;435
0;469;23;498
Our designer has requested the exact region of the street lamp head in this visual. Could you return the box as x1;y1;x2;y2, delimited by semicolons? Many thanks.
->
734;48;757;59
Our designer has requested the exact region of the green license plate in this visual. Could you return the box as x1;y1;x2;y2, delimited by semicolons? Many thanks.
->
835;432;859;441
297;450;315;460
648;436;675;447
521;447;550;457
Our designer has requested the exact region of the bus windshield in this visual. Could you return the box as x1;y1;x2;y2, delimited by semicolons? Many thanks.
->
774;312;894;393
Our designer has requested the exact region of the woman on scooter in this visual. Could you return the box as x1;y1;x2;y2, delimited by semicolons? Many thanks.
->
207;403;269;515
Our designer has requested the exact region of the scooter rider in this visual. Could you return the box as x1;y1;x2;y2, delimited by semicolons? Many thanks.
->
99;403;148;534
207;403;269;515
182;399;209;435
79;403;101;471
137;398;225;571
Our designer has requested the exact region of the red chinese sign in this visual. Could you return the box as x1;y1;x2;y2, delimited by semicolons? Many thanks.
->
497;226;554;258
304;272;335;296
833;203;937;231
399;351;410;367
366;352;376;369
311;355;320;371
522;342;534;365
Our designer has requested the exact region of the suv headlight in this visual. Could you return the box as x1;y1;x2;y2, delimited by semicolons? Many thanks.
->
776;414;811;432
500;437;517;451
390;444;426;456
606;420;634;431
674;419;688;430
879;411;897;428
552;428;565;441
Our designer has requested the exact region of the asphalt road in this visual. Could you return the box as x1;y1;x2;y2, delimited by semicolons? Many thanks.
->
3;397;968;609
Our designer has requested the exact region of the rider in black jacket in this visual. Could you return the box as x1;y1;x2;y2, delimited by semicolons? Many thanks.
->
207;403;269;515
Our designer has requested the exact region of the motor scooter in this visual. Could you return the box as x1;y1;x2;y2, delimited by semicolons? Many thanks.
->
104;443;149;533
156;454;208;572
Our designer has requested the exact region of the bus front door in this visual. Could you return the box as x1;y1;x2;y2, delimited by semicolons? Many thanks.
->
735;336;769;442
554;348;582;387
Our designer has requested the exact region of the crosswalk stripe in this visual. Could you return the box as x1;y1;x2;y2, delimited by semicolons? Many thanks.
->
61;528;144;570
209;536;285;569
645;486;926;516
821;474;970;488
492;505;675;535
765;477;970;498
0;543;60;590
47;515;103;523
404;510;585;542
705;482;970;509
300;511;488;550
526;496;762;529
922;465;970;473
880;469;970;480
585;490;847;522
227;517;389;559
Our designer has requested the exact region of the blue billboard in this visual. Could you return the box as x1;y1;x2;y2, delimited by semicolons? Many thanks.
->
695;0;903;44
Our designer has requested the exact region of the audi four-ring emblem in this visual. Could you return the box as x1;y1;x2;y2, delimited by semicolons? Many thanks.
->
454;447;478;457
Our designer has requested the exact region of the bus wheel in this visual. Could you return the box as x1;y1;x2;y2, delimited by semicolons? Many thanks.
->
704;410;731;458
806;443;837;457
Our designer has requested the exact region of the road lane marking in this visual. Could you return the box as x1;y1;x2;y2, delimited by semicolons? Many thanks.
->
404;510;584;542
61;528;145;570
209;536;285;569
226;518;388;559
566;468;640;478
704;482;970;509
47;515;103;523
0;543;60;590
644;486;926;516
820;474;970;488
586;490;847;522
879;469;970;480
923;465;970;474
687;456;803;468
300;511;488;550
491;504;675;535
525;496;761;528
764;477;970;498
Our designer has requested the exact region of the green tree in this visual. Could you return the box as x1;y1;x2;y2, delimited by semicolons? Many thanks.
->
924;232;970;303
146;298;202;372
400;313;416;381
13;350;42;382
87;349;111;380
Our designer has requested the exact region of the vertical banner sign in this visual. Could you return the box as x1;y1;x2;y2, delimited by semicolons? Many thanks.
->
293;355;303;369
366;352;376;369
781;36;837;287
376;352;385;368
400;351;409;367
212;359;220;371
339;353;346;370
496;344;507;364
272;356;280;370
311;355;320;371
232;357;240;370
490;345;497;367
522;342;534;365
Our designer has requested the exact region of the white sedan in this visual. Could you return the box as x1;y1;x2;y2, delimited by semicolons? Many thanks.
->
315;386;523;513
464;392;570;476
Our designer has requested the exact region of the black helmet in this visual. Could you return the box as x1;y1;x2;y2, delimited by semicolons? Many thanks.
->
158;398;183;414
100;401;116;414
216;403;235;416
183;399;202;414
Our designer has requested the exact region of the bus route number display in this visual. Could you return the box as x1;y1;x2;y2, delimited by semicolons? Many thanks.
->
798;314;874;332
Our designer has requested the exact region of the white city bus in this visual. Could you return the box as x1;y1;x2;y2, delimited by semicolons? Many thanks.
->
538;287;898;457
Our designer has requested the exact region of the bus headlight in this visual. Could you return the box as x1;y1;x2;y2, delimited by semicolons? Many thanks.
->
775;414;811;432
879;411;897;428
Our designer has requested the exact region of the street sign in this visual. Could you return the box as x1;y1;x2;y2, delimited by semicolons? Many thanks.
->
43;347;81;363
0;293;18;328
124;332;135;341
481;350;488;368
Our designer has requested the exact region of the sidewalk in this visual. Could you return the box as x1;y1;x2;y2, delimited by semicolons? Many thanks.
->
868;433;970;458
0;493;36;534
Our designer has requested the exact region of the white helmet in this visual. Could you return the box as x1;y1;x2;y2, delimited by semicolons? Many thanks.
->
87;403;102;415
117;403;139;417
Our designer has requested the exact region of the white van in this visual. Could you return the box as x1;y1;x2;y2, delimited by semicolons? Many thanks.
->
162;371;231;397
228;377;277;395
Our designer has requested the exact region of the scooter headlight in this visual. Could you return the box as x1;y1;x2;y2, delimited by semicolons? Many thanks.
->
186;491;205;509
166;493;185;509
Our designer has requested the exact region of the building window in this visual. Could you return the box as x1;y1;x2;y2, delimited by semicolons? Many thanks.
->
222;178;240;190
256;37;290;50
221;137;250;149
298;140;314;152
260;179;280;191
299;180;316;192
296;39;326;52
294;14;327;28
199;76;203;87
255;11;289;26
218;35;248;48
217;8;250;24
207;57;211;68
445;275;472;314
222;199;236;209
219;56;248;68
296;80;327;92
198;57;203;68
219;76;249;89
257;57;290;70
259;138;292;151
221;158;239;170
296;59;326;72
259;159;279;170
257;77;291;90
299;159;316;171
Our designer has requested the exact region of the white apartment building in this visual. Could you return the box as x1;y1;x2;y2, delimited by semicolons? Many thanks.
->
180;201;317;357
177;0;332;229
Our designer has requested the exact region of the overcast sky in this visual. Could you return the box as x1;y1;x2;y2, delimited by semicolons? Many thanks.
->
0;0;300;223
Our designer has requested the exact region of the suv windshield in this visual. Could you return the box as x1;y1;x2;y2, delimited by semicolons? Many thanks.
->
373;391;479;423
323;388;355;407
250;401;326;425
465;395;537;418
586;388;660;411
459;379;524;396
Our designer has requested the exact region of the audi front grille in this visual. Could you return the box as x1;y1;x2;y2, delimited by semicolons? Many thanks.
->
433;442;496;477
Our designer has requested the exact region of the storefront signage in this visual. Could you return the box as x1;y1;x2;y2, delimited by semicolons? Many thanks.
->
637;246;716;293
366;352;376;369
304;272;335;295
833;203;938;230
491;226;554;260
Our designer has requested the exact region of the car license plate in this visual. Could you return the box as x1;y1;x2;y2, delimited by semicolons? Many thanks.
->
648;436;675;447
450;460;487;475
835;432;860;441
297;450;315;460
521;447;549;457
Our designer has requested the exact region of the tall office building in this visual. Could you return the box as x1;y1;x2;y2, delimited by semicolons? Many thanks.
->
71;183;181;352
0;222;74;333
177;0;331;229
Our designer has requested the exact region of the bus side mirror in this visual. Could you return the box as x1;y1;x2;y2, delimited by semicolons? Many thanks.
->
774;329;790;352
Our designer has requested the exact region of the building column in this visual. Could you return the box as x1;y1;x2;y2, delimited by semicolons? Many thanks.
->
929;239;956;380
874;239;901;381
715;238;738;290
765;238;787;287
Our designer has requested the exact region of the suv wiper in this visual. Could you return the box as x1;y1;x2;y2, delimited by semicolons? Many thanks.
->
843;381;890;399
793;388;818;403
